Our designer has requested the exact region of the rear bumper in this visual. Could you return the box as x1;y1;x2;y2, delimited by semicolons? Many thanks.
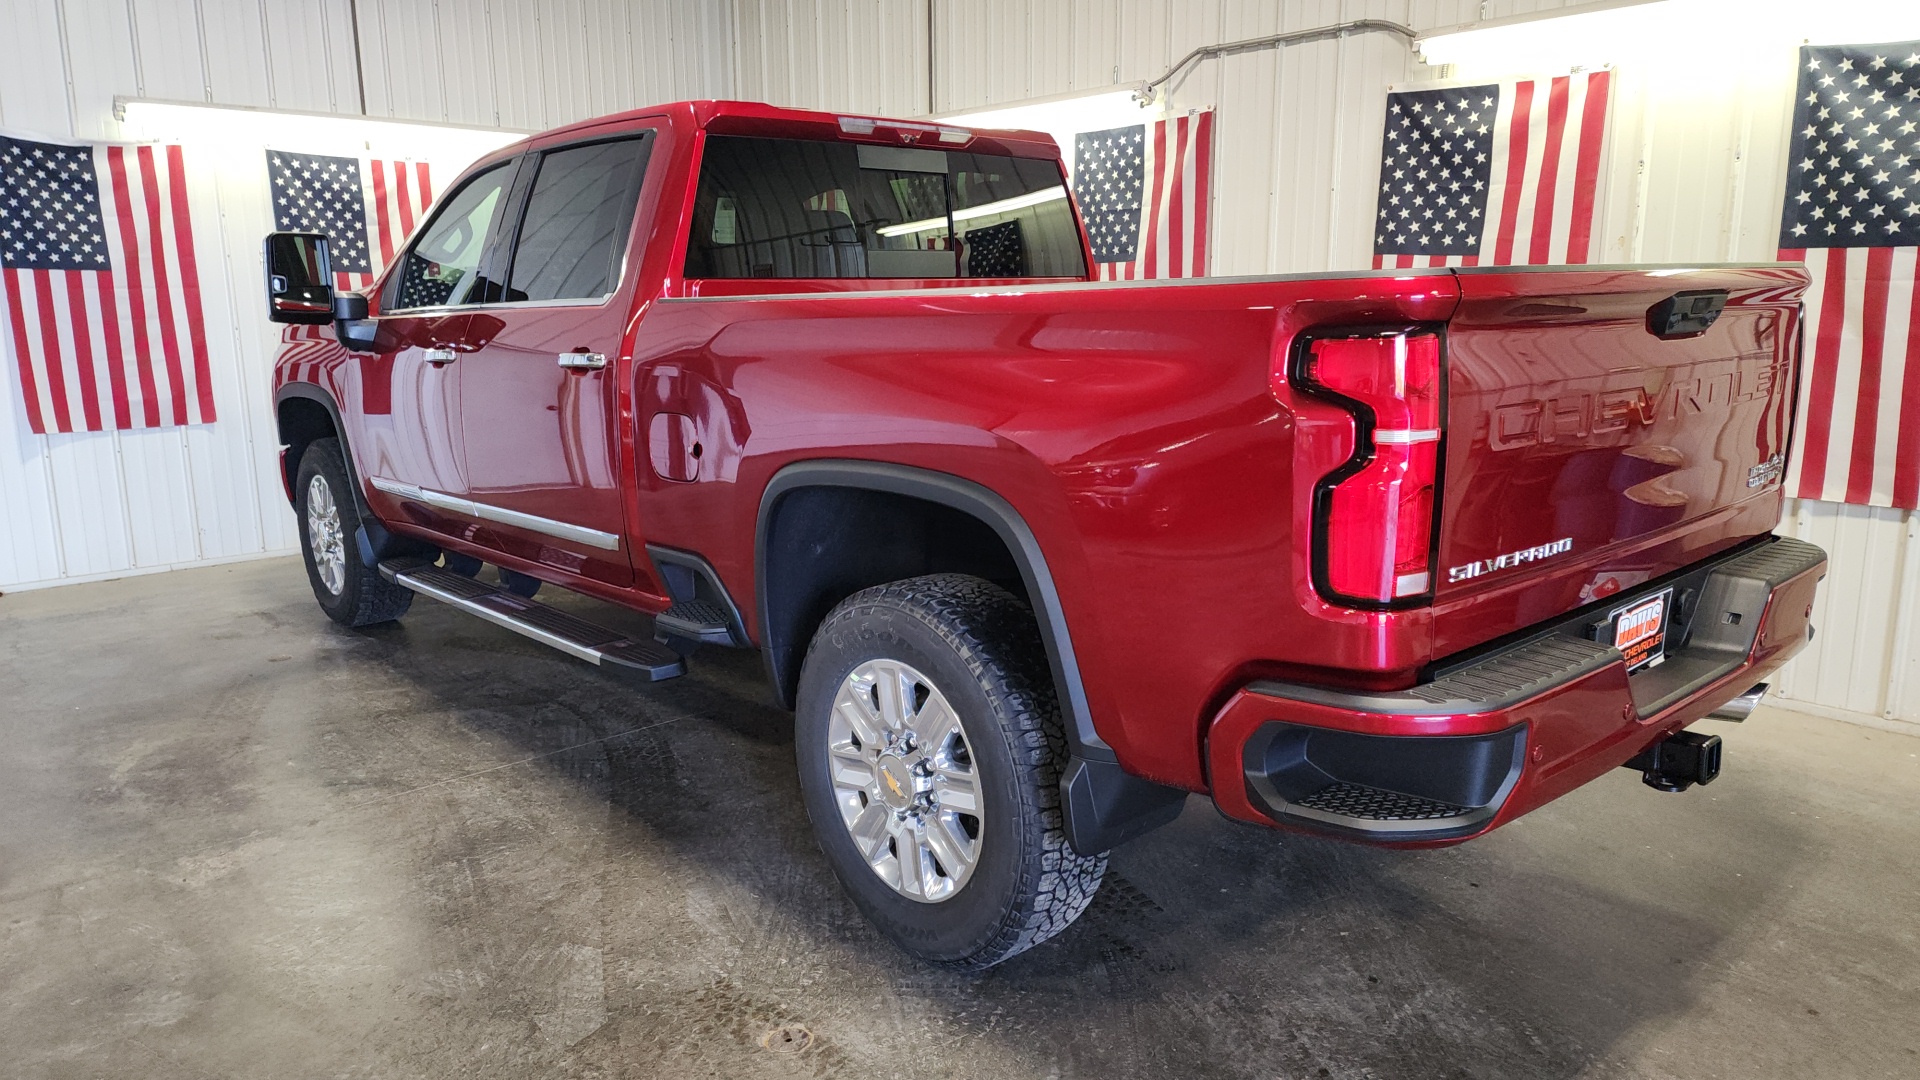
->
1205;535;1827;844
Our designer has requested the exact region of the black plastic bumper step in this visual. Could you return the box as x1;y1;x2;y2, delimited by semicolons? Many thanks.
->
378;561;685;683
653;599;737;645
1292;782;1474;822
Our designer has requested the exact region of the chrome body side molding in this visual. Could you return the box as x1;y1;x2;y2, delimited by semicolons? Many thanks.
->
368;476;623;551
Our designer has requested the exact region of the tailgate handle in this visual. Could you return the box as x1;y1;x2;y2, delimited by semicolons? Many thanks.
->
1647;290;1728;339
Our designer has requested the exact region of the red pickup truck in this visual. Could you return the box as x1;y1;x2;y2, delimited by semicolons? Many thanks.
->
263;100;1826;968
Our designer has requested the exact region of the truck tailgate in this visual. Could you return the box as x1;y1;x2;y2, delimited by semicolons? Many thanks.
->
1433;266;1808;648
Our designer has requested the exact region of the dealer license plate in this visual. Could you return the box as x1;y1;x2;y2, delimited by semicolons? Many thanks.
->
1610;588;1673;673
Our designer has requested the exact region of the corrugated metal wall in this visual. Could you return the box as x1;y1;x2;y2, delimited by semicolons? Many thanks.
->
0;0;734;594
1776;500;1920;728
354;0;735;129
733;0;932;119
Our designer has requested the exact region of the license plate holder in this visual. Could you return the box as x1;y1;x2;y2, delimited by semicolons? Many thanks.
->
1609;587;1674;673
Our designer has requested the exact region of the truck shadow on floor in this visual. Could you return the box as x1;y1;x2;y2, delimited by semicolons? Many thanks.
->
337;591;1818;1080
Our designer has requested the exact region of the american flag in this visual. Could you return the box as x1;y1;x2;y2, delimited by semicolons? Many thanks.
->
1371;70;1612;268
963;219;1026;277
1778;41;1920;510
267;150;433;291
1071;110;1213;280
0;135;214;435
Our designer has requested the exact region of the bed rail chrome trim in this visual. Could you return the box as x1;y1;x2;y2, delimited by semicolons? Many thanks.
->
367;476;622;551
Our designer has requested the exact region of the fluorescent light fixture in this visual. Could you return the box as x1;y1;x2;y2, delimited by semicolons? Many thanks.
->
116;98;521;162
875;186;1068;238
1418;0;1920;78
936;90;1142;135
1417;0;1668;72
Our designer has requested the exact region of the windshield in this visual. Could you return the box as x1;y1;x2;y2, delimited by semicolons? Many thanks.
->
684;135;1086;280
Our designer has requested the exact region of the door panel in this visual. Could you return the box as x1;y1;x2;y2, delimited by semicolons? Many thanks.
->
360;158;518;544
357;313;479;541
456;134;656;588
460;308;631;584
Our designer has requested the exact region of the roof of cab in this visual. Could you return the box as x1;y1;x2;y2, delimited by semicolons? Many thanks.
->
529;99;1065;160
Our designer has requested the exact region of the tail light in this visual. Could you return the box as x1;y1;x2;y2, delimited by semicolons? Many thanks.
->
1292;328;1445;608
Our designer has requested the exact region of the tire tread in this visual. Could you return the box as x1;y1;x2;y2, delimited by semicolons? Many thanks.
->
298;438;413;627
811;573;1107;968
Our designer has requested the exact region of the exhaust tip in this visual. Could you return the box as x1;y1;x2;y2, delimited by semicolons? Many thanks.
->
1707;682;1768;723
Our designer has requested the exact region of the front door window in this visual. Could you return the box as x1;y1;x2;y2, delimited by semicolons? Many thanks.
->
388;162;511;311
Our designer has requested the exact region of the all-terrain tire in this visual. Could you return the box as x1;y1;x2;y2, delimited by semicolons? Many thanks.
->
795;574;1106;968
295;438;413;627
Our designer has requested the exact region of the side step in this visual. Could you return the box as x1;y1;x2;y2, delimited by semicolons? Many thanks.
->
653;599;738;645
378;561;686;683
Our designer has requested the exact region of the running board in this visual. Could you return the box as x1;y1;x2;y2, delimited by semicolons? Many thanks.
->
653;599;738;645
378;560;686;683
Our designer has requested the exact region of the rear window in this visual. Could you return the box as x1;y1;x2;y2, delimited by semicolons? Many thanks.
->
684;135;1086;280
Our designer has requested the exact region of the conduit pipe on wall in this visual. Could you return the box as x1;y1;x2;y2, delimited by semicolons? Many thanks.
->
1133;19;1418;106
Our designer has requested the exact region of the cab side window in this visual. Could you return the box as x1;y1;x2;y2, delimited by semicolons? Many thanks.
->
504;136;652;303
388;162;512;311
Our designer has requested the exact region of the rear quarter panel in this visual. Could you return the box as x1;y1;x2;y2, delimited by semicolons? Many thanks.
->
631;272;1461;790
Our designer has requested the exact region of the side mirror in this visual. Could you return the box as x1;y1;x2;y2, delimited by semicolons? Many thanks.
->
332;292;379;353
264;232;335;325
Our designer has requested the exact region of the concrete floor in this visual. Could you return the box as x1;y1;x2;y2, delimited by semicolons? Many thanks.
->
2;558;1916;1080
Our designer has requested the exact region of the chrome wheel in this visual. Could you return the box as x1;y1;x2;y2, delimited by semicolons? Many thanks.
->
827;658;984;903
305;473;347;596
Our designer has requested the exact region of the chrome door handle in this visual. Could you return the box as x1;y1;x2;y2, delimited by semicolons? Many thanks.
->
423;347;457;365
558;351;608;370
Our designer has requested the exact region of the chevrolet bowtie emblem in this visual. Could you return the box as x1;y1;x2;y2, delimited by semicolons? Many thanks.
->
884;772;904;797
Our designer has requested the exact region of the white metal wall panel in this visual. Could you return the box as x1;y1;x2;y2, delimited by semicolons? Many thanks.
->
1066;0;1122;94
733;0;926;118
361;0;444;122
0;406;64;587
201;0;276;109
865;0;934;117
58;0;140;140
582;0;633;122
42;434;134;578
0;1;71;129
1205;1;1281;277
179;153;274;568
488;0;548;130
537;0;591;128
1894;523;1920;722
733;0;769;107
784;1;828;112
1773;501;1919;726
116;428;198;569
436;0;497;127
260;0;353;113
125;0;212;104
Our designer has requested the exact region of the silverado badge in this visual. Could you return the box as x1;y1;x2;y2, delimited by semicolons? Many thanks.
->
1447;537;1575;584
